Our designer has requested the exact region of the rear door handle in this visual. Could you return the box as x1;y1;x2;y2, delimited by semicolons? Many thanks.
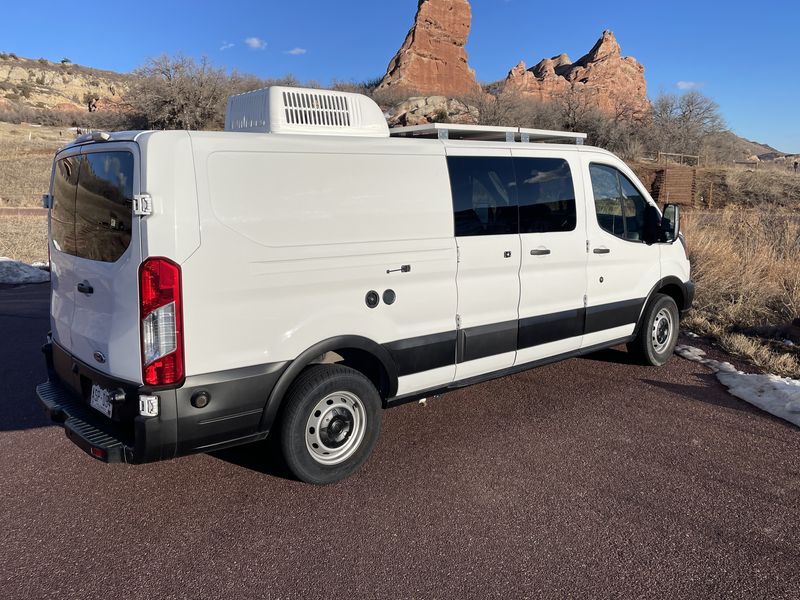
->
593;248;611;255
77;281;94;295
530;248;551;256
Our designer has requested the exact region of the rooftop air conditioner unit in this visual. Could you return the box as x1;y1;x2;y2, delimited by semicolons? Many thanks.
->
224;86;389;138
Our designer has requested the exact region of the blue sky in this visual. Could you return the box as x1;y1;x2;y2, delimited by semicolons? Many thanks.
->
2;0;798;151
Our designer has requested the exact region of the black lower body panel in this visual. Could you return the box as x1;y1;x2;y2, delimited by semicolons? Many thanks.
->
682;280;696;317
38;341;288;464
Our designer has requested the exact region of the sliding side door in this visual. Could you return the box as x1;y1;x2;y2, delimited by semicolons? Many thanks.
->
446;149;521;381
512;152;588;365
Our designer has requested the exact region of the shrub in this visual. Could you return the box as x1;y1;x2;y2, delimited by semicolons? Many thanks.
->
17;82;32;98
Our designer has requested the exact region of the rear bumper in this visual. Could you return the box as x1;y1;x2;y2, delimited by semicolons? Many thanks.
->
37;379;132;463
38;340;288;464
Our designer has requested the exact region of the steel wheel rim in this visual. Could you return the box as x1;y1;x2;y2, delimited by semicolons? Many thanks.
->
651;307;674;354
305;391;366;465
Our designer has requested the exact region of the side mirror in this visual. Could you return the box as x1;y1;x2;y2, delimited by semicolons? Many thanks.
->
661;204;680;243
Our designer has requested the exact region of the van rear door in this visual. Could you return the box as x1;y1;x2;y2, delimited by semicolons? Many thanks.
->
49;142;143;383
49;148;81;352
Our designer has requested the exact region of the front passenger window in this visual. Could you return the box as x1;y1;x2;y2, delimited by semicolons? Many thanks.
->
589;164;650;242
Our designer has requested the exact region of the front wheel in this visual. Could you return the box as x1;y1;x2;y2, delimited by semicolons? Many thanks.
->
279;364;382;485
627;293;679;366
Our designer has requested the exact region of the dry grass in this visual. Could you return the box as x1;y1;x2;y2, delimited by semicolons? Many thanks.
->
724;167;800;207
0;121;64;207
0;215;48;263
682;207;800;377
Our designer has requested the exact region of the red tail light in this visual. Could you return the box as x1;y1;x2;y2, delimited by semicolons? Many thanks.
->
139;257;184;387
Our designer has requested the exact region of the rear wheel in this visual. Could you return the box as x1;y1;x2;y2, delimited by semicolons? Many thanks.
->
279;364;382;485
627;293;679;366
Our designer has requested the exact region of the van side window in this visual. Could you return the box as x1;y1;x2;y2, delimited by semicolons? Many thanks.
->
514;158;576;233
447;156;518;236
590;163;649;242
51;156;79;255
75;151;134;262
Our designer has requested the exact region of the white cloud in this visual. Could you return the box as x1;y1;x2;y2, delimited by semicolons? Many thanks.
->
244;37;267;50
284;47;307;56
676;81;704;91
219;42;235;51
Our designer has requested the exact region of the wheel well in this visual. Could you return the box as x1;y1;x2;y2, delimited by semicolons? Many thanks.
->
658;283;684;312
320;348;391;403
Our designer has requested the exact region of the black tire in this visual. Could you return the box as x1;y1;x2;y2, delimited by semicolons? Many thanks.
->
626;293;680;366
279;364;382;485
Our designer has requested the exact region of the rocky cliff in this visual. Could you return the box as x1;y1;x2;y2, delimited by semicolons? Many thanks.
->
377;0;481;98
0;55;129;113
503;30;649;118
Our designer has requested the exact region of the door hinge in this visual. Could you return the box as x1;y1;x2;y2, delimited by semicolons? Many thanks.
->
586;239;590;253
583;294;588;307
456;314;462;329
456;245;461;263
133;194;153;217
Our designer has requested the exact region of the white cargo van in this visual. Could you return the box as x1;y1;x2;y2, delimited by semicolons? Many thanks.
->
37;86;693;484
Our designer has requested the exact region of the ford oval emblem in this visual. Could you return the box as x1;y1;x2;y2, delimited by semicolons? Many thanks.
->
93;351;106;364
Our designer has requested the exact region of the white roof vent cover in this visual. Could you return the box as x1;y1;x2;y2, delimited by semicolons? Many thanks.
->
225;86;389;138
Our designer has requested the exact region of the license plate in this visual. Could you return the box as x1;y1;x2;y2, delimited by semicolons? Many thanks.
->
89;384;114;418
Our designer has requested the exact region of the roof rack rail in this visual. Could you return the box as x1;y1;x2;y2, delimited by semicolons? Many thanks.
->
389;123;587;145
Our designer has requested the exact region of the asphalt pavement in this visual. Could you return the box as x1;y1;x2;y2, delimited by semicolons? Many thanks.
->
1;284;798;599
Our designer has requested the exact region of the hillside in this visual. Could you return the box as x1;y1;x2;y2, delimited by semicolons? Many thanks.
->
0;53;130;114
705;130;787;161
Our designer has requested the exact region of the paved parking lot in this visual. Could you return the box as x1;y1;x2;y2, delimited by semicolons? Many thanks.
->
1;284;798;599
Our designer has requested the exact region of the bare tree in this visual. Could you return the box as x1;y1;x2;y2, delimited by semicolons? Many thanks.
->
127;54;229;130
650;90;725;155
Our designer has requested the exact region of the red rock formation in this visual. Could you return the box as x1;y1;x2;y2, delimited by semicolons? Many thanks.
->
378;0;481;98
504;30;649;118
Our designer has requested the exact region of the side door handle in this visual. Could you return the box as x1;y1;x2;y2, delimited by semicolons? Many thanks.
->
77;281;94;295
593;248;611;255
530;248;551;256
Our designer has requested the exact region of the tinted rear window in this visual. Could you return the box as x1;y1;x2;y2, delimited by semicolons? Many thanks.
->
51;156;79;255
514;158;576;233
447;156;518;236
51;151;134;262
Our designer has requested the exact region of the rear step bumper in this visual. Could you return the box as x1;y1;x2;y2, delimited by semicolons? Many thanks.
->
38;340;287;464
38;340;179;464
37;380;127;463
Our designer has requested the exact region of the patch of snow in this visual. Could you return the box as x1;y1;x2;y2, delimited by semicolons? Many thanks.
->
0;257;50;285
782;339;795;348
685;331;700;339
675;344;800;428
30;261;50;271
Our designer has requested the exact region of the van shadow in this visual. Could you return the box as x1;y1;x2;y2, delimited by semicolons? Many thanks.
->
577;346;642;366
0;284;54;432
209;438;297;481
641;375;784;421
